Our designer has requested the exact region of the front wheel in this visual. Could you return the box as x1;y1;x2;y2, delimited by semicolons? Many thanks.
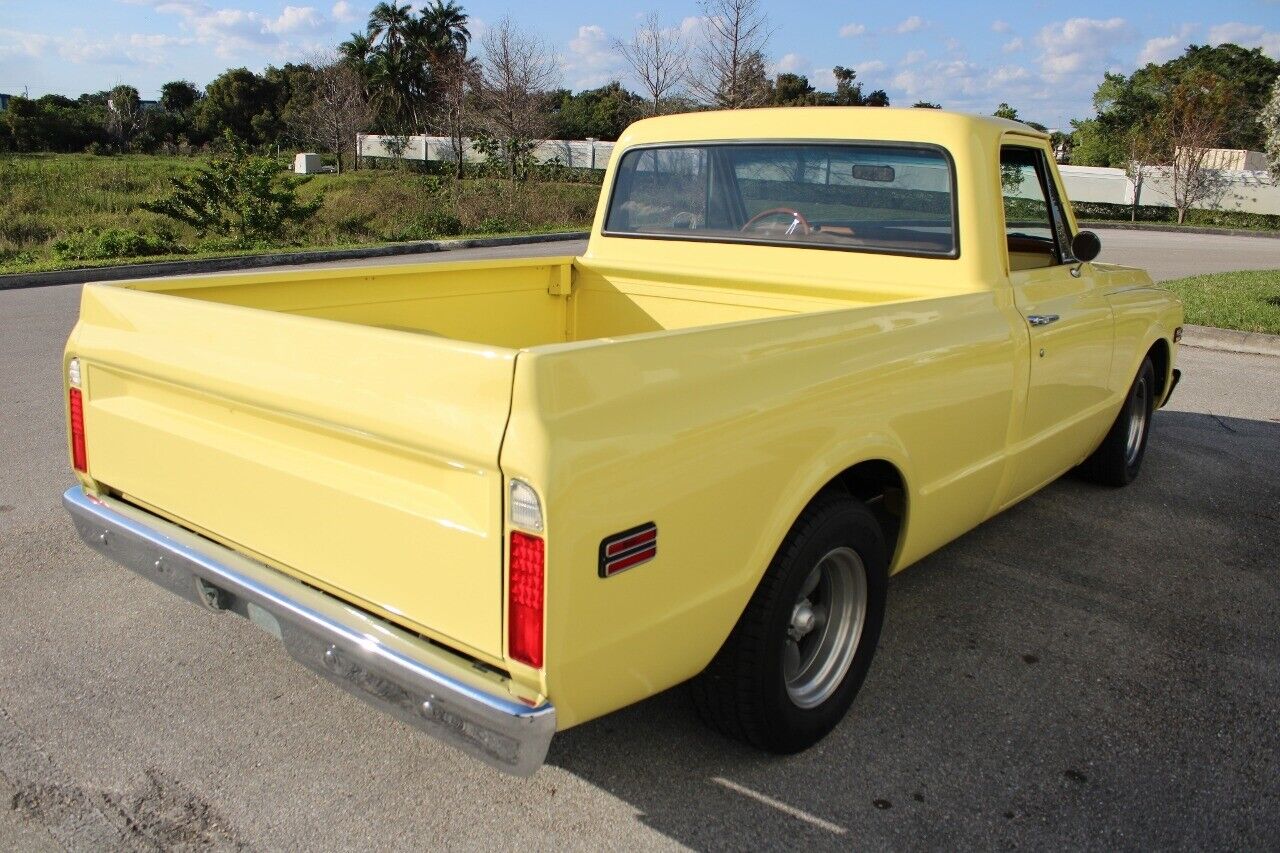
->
1080;357;1156;486
690;491;887;753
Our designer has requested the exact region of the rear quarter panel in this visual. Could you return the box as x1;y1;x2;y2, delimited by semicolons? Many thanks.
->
503;289;1025;727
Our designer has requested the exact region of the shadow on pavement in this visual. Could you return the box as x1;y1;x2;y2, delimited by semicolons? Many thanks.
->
546;411;1280;849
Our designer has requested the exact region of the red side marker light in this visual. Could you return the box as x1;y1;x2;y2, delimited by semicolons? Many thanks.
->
509;531;544;668
69;387;87;472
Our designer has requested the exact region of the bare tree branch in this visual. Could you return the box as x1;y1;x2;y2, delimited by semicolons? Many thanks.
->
290;49;371;174
686;0;772;109
476;16;559;180
616;12;689;116
1153;71;1238;224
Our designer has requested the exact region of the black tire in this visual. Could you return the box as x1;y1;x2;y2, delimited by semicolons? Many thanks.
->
1080;357;1156;487
690;490;888;753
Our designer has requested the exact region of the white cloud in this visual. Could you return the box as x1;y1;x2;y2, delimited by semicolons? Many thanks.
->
0;27;190;66
855;59;886;77
773;52;806;74
564;23;620;89
810;67;836;89
1002;37;1023;53
894;16;925;34
143;1;330;59
1207;22;1280;57
902;49;926;65
0;28;52;59
1138;24;1195;65
991;20;1011;34
1035;17;1133;81
679;16;707;38
331;1;357;23
266;6;324;34
839;23;866;38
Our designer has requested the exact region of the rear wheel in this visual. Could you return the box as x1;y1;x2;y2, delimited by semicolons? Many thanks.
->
1080;357;1156;486
690;491;887;753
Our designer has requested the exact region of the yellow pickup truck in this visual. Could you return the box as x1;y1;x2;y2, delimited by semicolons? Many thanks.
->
62;108;1182;775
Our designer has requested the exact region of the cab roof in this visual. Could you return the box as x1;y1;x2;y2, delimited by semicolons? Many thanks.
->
616;107;1049;148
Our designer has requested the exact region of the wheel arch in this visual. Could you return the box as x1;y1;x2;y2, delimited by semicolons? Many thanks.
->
1145;336;1173;402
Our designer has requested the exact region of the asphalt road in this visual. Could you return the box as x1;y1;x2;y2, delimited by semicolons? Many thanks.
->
191;225;1280;284
1093;228;1280;282
1;235;1278;850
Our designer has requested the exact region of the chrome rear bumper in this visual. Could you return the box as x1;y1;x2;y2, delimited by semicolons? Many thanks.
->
62;486;555;776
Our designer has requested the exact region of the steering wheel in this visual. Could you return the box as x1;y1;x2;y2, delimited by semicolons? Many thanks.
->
742;207;812;236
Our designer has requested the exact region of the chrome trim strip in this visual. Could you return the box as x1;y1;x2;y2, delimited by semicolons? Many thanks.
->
61;486;555;776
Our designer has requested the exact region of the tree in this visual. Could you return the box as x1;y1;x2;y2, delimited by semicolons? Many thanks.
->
828;66;887;107
1261;75;1280;176
688;0;772;109
1083;44;1279;167
160;80;201;117
913;101;941;109
142;131;320;245
289;52;371;173
993;102;1019;121
476;16;559;180
1153;70;1240;223
771;73;816;106
1123;124;1158;220
616;12;689;116
197;68;281;146
105;84;143;149
549;82;643;140
419;0;470;57
419;0;473;177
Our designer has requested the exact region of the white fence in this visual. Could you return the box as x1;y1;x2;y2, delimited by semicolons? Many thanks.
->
357;134;615;170
357;133;1280;216
1060;164;1280;215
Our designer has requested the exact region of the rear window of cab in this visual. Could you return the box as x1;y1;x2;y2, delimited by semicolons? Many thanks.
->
604;142;958;258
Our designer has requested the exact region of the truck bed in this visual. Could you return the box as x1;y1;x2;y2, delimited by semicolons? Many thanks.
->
136;255;936;349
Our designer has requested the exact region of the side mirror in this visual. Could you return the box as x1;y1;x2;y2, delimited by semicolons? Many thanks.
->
1071;230;1101;263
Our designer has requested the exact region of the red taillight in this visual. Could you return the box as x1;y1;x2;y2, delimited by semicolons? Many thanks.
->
509;531;544;668
68;387;87;472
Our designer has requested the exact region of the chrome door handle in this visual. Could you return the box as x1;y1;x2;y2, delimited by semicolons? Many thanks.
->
1027;314;1060;326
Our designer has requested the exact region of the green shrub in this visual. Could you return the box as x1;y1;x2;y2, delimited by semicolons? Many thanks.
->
476;216;513;233
142;131;320;247
387;210;464;241
52;227;185;261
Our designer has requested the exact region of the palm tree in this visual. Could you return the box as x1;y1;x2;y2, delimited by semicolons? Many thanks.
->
366;1;415;57
419;0;470;60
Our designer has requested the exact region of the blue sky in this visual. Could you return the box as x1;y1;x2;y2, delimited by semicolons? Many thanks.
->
1;0;1278;126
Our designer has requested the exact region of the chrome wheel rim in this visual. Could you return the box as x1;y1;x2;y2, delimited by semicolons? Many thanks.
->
1125;376;1149;466
784;547;867;709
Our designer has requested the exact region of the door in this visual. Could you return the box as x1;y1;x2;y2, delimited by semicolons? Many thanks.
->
1001;144;1114;502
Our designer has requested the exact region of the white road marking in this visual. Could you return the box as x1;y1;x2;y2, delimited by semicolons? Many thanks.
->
712;776;848;835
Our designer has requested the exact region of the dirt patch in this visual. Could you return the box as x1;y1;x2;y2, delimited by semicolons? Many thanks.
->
9;768;244;851
103;768;244;850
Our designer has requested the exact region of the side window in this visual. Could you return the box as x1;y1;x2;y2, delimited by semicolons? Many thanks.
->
1000;146;1064;271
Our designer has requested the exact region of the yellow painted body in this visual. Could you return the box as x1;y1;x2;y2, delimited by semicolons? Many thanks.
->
64;108;1182;729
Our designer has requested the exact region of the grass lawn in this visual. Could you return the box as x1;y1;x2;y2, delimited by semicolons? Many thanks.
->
1160;269;1280;336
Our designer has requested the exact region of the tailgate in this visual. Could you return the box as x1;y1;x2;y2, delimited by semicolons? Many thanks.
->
68;283;515;660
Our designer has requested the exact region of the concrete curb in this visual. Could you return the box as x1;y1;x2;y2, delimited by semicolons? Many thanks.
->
1180;324;1280;357
0;231;590;291
1083;221;1280;240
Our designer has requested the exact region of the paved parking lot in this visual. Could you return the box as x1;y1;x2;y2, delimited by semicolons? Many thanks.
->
1;235;1277;849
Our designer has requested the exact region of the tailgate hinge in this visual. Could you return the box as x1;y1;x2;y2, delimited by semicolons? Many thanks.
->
548;264;574;297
